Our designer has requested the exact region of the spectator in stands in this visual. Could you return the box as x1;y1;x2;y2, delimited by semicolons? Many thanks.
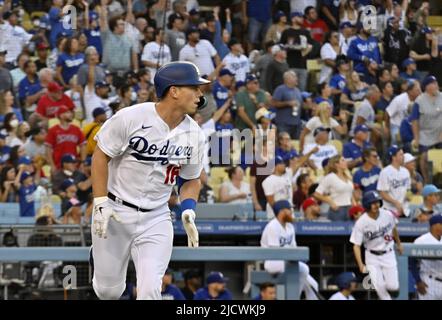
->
303;6;328;44
413;184;442;223
260;199;320;299
161;268;185;300
347;24;382;76
166;13;186;62
35;81;75;123
23;127;46;160
84;61;112;122
265;45;289;94
362;59;379;85
219;166;251;204
400;58;420;81
0;48;13;92
280;11;313;91
17;61;39;111
375;81;395;122
343;124;372;170
55;36;85;89
59;178;79;218
300;101;347;152
99;7;138;76
61;196;83;224
320;0;340;29
48;0;73;48
253;41;274;90
293;173;312;210
200;13;216;43
243;0;273;51
24;68;54;120
254;282;276;300
315;82;335;112
385;79;420;145
235;74;268;131
9;121;30;148
10;53;29;90
194;272;233;300
0;165;17;202
77;46;106;88
3;113;20;147
212;69;234;109
339;0;358;25
383;16;411;67
303;127;338;170
272;70;305;138
182;269;202;300
377;146;411;217
302;197;321;221
213;7;232;60
410;27;439;80
0;90;22;126
0;134;11;163
141;28;171;79
340;70;369;108
338;22;355;56
411;75;442;183
222;38;250;83
250;139;272;211
353;147;381;193
314;155;354;221
45;106;86;171
403;153;423;195
319;31;341;85
83;108;107;157
265;11;288;44
82;4;102;56
275;131;297;162
75;155;93;209
51;153;80;194
17;169;38;217
329;55;350;96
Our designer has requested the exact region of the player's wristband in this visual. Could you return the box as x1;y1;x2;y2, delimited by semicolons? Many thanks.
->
181;199;196;211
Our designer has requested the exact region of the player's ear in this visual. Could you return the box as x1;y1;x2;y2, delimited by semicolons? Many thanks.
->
170;86;179;99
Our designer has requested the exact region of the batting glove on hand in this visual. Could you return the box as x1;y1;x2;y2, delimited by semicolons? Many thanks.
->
181;209;199;247
93;197;122;239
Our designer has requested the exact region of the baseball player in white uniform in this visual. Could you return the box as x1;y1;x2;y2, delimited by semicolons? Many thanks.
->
90;62;208;300
350;191;403;300
329;272;357;300
260;200;320;300
411;214;442;300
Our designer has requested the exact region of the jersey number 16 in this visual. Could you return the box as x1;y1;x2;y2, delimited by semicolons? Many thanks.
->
164;165;181;185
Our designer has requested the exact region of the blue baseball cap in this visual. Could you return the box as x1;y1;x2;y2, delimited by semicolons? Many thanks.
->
235;80;245;89
421;75;438;90
290;11;303;18
61;154;77;164
61;178;75;191
388;145;401;158
273;200;292;215
219;68;235;77
421;26;433;34
340;21;353;29
301;91;312;100
245;74;258;83
402;58;416;68
422;184;441;197
89;11;98;21
20;171;33;183
275;155;285;165
429;214;442;226
95;80;109;89
207;272;228;284
274;10;285;20
314;126;331;137
92;107;106;118
189;8;199;15
336;272;358;290
354;124;370;134
18;156;32;165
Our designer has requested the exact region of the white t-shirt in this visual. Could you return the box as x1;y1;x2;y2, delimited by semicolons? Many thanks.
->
83;86;112;122
386;92;410;127
222;53;250;82
260;218;296;274
339;34;356;56
350;209;398;251
141;41;172;79
220;181;251;204
179;40;217;77
0;22;32;63
329;292;355;300
262;168;293;218
316;173;354;207
319;43;338;84
95;102;205;209
376;165;411;213
304;116;340;146
303;143;338;169
413;232;442;278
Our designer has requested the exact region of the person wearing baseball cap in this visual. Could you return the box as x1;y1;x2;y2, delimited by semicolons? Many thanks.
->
303;126;336;169
161;268;186;300
329;272;358;300
409;74;442;183
212;69;234;108
83;107;108;157
17;169;37;217
399;58;419;81
194;271;233;300
35;81;75;119
403;152;424;195
411;213;442;300
412;184;442;223
343;124;372;170
223;38;249;83
302;197;321;221
35;42;50;71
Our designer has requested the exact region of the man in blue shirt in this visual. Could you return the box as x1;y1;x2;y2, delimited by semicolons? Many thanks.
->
161;268;185;300
275;131;298;162
84;10;103;57
49;0;73;48
353;147;381;193
18;171;37;217
329;56;350;95
18;60;39;105
212;69;234;108
253;282;276;300
347;25;382;75
343;124;372;169
194;272;233;300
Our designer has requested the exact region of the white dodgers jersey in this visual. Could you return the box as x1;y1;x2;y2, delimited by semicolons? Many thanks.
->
413;232;442;278
95;102;205;209
350;209;398;251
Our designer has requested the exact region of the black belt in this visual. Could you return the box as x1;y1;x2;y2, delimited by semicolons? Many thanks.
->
108;192;152;212
369;249;392;256
429;275;442;282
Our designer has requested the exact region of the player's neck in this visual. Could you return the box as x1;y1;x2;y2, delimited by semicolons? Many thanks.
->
59;121;71;129
391;162;401;170
341;289;351;297
368;210;379;219
430;231;441;241
155;102;186;130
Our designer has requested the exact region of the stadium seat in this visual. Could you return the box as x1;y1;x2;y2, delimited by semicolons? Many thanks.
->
428;149;442;174
428;16;442;28
330;140;343;154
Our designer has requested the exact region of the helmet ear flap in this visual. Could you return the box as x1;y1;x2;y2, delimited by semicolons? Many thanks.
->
197;96;208;109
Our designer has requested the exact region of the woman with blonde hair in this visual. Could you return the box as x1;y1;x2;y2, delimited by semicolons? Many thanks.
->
299;101;348;152
0;91;23;126
340;70;369;108
339;0;358;26
314;155;355;221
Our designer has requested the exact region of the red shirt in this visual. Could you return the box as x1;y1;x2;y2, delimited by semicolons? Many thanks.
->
302;19;329;44
45;124;85;168
36;94;75;118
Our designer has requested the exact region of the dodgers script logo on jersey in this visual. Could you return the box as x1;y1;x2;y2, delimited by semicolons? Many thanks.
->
279;235;294;247
390;177;410;189
364;222;393;241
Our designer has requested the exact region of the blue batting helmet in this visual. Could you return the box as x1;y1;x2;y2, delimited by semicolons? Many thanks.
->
362;191;383;211
336;272;357;290
154;61;211;109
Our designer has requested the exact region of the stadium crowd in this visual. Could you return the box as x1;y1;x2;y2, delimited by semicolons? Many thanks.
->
0;0;441;224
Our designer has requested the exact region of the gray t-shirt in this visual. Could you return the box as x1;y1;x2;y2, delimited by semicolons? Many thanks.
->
350;99;375;136
101;30;133;73
76;64;106;87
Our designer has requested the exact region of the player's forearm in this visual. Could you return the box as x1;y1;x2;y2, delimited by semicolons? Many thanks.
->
179;178;201;202
353;245;364;268
393;227;401;245
378;190;399;206
92;147;111;198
